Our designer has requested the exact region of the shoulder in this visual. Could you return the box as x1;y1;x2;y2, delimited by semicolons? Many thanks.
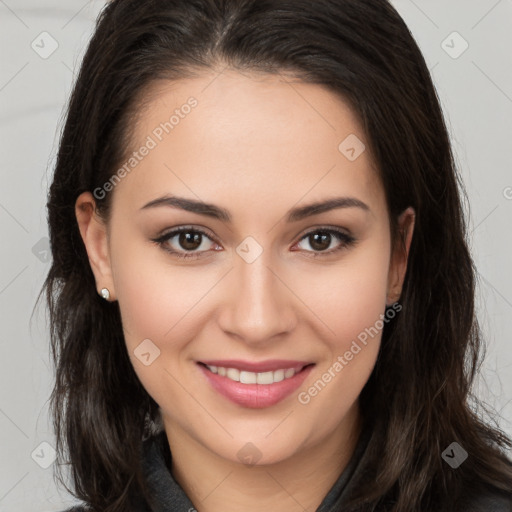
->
458;486;512;512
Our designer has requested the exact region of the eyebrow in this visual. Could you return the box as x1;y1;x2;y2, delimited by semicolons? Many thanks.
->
140;194;370;223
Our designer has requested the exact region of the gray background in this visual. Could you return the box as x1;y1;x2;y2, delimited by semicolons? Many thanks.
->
0;0;511;510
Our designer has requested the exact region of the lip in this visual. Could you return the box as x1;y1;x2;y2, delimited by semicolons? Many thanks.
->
199;359;312;373
197;361;315;409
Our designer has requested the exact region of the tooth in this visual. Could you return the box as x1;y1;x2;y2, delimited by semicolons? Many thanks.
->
226;368;240;381
240;371;257;384
273;369;285;383
284;368;295;379
257;371;274;384
211;365;302;383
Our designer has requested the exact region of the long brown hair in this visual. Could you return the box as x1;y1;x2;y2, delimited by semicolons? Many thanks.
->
40;0;512;510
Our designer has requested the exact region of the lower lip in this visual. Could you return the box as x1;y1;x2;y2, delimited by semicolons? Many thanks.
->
197;363;314;409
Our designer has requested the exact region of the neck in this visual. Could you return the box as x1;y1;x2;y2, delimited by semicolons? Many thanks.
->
162;402;363;512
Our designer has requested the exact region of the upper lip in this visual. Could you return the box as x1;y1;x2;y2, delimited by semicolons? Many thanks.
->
198;359;313;373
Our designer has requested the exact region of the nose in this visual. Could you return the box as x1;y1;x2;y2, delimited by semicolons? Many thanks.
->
217;253;297;346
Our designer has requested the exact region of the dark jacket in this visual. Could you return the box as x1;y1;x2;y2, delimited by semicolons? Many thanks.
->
63;426;512;511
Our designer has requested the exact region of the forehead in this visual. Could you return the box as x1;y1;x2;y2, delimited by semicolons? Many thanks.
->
112;69;385;221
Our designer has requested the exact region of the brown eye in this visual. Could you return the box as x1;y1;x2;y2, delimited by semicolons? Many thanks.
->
307;231;333;252
178;231;203;251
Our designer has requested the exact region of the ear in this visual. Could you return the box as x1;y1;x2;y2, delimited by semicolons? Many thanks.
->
386;206;415;306
75;191;116;301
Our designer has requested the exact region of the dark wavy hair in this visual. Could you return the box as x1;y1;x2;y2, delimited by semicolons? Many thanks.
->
39;0;512;510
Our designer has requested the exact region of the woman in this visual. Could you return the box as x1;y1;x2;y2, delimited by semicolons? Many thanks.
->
42;0;512;510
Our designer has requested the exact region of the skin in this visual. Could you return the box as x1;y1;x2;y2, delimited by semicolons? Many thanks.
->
75;68;415;512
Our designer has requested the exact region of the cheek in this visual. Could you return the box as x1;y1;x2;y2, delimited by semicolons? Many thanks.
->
111;244;170;348
293;235;390;410
301;233;391;347
110;232;210;347
110;238;206;410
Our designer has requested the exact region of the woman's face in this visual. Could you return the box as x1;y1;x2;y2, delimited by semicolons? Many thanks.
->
77;69;414;465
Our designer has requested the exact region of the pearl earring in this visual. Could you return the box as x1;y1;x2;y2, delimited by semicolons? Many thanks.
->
100;288;110;300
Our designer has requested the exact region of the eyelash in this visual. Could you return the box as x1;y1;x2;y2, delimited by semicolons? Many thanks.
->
150;226;356;260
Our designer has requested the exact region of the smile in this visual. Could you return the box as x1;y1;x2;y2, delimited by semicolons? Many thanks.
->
197;360;315;408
